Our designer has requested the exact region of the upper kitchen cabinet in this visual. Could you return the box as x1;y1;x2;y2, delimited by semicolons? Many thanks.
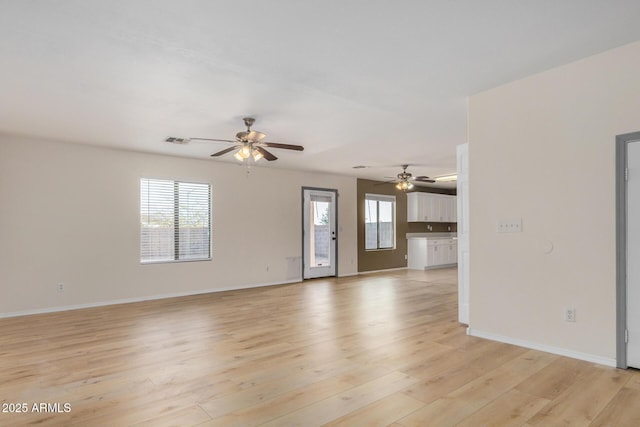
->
407;192;457;223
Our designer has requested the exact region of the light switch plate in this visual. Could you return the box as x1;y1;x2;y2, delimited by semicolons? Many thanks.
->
496;218;522;233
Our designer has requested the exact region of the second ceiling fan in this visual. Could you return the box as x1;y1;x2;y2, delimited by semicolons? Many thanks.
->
167;117;304;162
388;164;435;190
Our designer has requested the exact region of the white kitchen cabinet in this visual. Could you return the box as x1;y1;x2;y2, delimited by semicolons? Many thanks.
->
437;194;457;222
407;238;427;269
427;240;445;267
425;194;439;221
407;192;457;223
445;239;458;264
407;192;436;221
451;198;457;223
407;237;458;269
447;195;457;222
432;195;444;222
407;192;420;221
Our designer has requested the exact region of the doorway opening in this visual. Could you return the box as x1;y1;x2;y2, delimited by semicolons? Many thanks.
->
616;131;640;368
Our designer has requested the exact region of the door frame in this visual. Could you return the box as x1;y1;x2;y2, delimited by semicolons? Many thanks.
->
616;131;640;368
457;143;470;325
301;187;339;279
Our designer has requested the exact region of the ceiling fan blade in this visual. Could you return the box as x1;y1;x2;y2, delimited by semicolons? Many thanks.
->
210;146;238;157
261;142;304;151
255;146;278;161
375;179;397;185
414;176;436;183
191;137;237;143
247;131;266;142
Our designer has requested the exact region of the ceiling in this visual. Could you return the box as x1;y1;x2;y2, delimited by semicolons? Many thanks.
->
2;1;640;188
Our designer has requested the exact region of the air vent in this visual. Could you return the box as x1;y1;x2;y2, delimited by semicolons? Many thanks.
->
166;137;190;144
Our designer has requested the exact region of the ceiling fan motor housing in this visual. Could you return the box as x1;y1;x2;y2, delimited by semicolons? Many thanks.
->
243;117;255;129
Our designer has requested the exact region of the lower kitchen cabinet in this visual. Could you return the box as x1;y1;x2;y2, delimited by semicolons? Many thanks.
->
407;238;457;270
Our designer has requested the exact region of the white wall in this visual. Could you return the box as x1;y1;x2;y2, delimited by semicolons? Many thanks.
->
0;135;358;316
468;40;640;365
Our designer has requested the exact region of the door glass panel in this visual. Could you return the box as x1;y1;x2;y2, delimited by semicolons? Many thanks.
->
310;196;331;267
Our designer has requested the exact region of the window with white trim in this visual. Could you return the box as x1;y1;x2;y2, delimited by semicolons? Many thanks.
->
140;178;211;263
365;194;396;250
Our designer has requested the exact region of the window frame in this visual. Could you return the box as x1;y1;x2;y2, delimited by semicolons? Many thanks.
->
140;177;212;264
364;193;397;251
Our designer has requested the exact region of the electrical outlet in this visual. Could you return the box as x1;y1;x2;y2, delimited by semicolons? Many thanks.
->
565;308;576;322
57;283;64;292
404;254;408;260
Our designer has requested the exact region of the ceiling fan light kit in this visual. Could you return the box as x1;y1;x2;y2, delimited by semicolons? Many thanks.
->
396;180;414;191
252;150;263;162
389;164;435;191
233;144;253;161
167;117;304;164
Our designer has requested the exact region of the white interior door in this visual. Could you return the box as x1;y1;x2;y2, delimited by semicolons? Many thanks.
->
627;140;640;367
457;143;470;325
303;189;337;279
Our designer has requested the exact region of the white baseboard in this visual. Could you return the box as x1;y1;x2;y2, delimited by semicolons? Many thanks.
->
0;278;302;319
425;263;458;270
467;328;616;368
337;272;360;277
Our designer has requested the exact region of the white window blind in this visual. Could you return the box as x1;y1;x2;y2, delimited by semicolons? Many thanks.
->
140;178;211;263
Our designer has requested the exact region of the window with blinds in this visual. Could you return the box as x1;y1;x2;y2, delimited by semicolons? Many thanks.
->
140;178;211;263
365;193;396;250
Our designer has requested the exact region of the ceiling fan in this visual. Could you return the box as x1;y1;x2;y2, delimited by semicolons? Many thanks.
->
385;164;435;191
166;117;304;162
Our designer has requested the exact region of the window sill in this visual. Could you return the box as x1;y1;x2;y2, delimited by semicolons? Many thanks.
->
141;258;212;265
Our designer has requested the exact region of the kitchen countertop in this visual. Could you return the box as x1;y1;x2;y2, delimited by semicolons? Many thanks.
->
406;232;457;239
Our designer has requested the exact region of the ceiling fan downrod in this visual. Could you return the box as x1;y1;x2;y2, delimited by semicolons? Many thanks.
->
243;117;255;131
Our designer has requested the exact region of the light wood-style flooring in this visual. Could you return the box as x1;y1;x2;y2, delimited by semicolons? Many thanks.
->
1;268;640;426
